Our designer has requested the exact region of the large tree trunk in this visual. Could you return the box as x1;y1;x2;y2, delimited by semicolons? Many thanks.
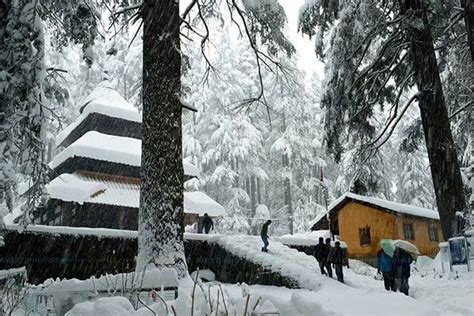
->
462;0;474;226
138;0;187;277
401;0;466;239
281;114;293;234
249;176;257;234
283;153;293;234
462;0;474;61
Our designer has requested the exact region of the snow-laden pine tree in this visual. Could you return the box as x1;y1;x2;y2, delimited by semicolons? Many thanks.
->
264;61;328;234
182;30;262;235
0;0;99;223
181;15;334;235
298;0;466;238
391;105;435;209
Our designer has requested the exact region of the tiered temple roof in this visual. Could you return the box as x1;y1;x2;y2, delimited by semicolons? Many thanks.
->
34;85;224;229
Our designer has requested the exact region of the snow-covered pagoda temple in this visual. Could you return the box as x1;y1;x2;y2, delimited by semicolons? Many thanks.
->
32;85;224;230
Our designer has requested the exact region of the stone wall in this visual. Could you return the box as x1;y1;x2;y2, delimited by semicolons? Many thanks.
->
185;240;297;288
0;229;297;288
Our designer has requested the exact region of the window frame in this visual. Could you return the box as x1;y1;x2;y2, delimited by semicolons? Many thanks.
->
428;223;439;242
403;223;415;240
359;226;371;246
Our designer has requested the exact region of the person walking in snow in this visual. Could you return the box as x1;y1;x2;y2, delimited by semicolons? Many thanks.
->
391;247;413;295
261;220;272;252
202;213;214;234
324;238;333;278
314;237;328;275
331;241;345;283
377;248;395;291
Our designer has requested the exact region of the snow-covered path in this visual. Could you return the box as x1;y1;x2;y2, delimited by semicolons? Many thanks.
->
197;234;472;315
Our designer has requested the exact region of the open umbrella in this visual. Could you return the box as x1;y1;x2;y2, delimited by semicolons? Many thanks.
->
380;239;395;257
393;239;420;256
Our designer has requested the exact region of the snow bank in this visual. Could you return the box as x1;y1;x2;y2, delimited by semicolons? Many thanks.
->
215;235;323;291
50;131;200;177
66;297;137;316
183;233;221;242
190;269;215;282
276;230;331;246
32;268;178;296
66;296;170;316
348;259;377;277
330;192;440;220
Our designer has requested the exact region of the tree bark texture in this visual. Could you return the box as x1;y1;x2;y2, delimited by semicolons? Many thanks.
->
283;153;293;234
462;0;474;61
138;0;187;277
401;0;466;239
250;176;257;235
281;113;293;234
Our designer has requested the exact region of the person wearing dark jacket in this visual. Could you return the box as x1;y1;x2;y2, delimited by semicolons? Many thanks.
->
324;238;333;278
331;241;345;283
202;213;214;234
377;248;395;291
391;247;413;295
314;237;328;275
261;220;272;252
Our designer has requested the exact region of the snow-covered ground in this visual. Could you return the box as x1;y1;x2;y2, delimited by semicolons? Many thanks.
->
62;265;474;316
18;234;474;315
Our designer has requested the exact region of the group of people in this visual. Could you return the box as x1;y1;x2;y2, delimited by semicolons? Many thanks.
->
314;237;348;283
259;221;414;295
377;247;414;295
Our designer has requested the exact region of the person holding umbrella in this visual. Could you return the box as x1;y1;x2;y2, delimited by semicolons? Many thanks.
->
391;247;414;295
377;240;395;291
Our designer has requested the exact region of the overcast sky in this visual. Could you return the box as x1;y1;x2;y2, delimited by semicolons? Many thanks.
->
278;0;325;79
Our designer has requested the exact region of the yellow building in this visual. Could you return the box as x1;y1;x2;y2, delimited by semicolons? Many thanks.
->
311;193;443;264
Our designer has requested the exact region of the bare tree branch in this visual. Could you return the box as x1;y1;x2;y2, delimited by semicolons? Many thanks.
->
449;100;474;119
368;92;420;150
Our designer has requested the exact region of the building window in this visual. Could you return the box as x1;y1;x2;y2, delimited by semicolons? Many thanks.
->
403;223;415;240
359;227;371;246
428;224;439;242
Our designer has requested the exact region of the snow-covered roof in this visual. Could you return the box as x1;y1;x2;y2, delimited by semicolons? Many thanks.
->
45;173;107;205
46;173;224;216
328;192;440;220
50;131;199;177
184;191;226;217
308;212;329;228
4;223;138;238
56;87;142;146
